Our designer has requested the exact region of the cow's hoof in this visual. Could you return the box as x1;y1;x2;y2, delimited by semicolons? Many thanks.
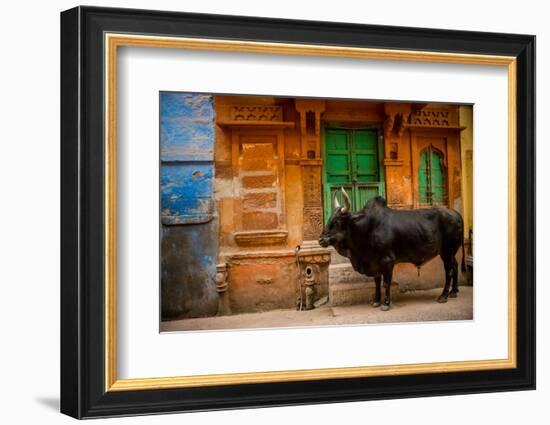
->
381;304;391;311
437;296;448;303
372;301;381;308
449;292;458;298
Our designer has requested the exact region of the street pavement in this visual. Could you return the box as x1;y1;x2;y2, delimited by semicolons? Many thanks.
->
160;286;473;332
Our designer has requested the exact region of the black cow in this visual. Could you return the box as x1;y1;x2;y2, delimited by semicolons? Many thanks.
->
319;188;465;311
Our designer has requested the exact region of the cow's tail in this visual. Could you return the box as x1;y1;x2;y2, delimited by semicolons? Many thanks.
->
461;238;467;272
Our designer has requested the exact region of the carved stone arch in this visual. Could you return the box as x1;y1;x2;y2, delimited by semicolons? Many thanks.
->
421;144;447;168
418;145;448;206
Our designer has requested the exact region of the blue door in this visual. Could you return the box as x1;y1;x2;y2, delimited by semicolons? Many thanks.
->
160;92;218;319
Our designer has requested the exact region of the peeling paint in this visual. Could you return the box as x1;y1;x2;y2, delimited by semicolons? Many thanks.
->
160;92;215;162
214;177;233;198
160;92;218;319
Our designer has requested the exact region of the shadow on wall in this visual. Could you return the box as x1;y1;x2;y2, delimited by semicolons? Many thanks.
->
161;220;219;320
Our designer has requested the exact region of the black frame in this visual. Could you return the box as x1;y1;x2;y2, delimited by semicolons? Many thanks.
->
61;6;536;419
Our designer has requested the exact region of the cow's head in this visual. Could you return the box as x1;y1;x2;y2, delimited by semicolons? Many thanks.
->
319;187;352;250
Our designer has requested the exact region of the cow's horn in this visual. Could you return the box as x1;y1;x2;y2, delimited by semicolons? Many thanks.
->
333;191;341;209
341;187;351;213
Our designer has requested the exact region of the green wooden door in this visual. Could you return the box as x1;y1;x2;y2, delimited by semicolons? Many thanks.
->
323;128;385;221
418;147;447;205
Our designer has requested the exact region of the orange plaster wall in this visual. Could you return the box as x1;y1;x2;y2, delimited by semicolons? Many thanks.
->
228;255;297;313
212;96;304;312
323;99;385;123
385;129;414;208
390;104;463;210
213;95;304;253
211;97;467;313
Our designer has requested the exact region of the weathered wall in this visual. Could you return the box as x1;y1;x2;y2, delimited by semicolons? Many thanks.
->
160;96;472;318
213;96;318;313
227;253;297;313
214;96;304;251
161;224;218;319
460;105;474;240
160;92;219;320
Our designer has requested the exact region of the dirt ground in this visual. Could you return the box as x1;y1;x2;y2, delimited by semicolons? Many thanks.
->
161;286;473;332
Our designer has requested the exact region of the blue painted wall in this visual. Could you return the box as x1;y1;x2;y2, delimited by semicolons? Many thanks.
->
161;164;214;225
160;92;216;224
160;92;218;320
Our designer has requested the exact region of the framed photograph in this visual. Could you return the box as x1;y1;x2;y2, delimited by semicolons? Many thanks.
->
60;6;535;419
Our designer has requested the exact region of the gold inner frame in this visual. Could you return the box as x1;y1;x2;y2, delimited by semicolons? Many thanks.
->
104;33;517;392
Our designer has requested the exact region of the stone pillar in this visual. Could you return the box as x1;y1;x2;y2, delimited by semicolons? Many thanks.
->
294;99;331;307
383;102;412;208
295;99;327;243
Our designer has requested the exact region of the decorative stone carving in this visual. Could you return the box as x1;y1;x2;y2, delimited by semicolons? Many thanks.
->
302;165;322;207
303;207;324;241
396;114;407;137
383;103;412;165
384;113;395;139
295;99;326;160
409;109;460;127
384;103;411;133
293;98;330;309
294;99;327;245
231;105;283;122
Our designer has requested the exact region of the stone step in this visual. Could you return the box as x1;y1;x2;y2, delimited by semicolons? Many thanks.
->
328;255;467;291
329;279;401;306
328;263;371;285
328;262;402;306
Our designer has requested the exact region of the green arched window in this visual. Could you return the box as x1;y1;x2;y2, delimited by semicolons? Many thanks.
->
418;146;447;206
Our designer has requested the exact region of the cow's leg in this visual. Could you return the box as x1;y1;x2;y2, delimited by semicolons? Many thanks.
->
381;264;394;311
372;275;382;307
449;258;459;298
438;257;453;303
